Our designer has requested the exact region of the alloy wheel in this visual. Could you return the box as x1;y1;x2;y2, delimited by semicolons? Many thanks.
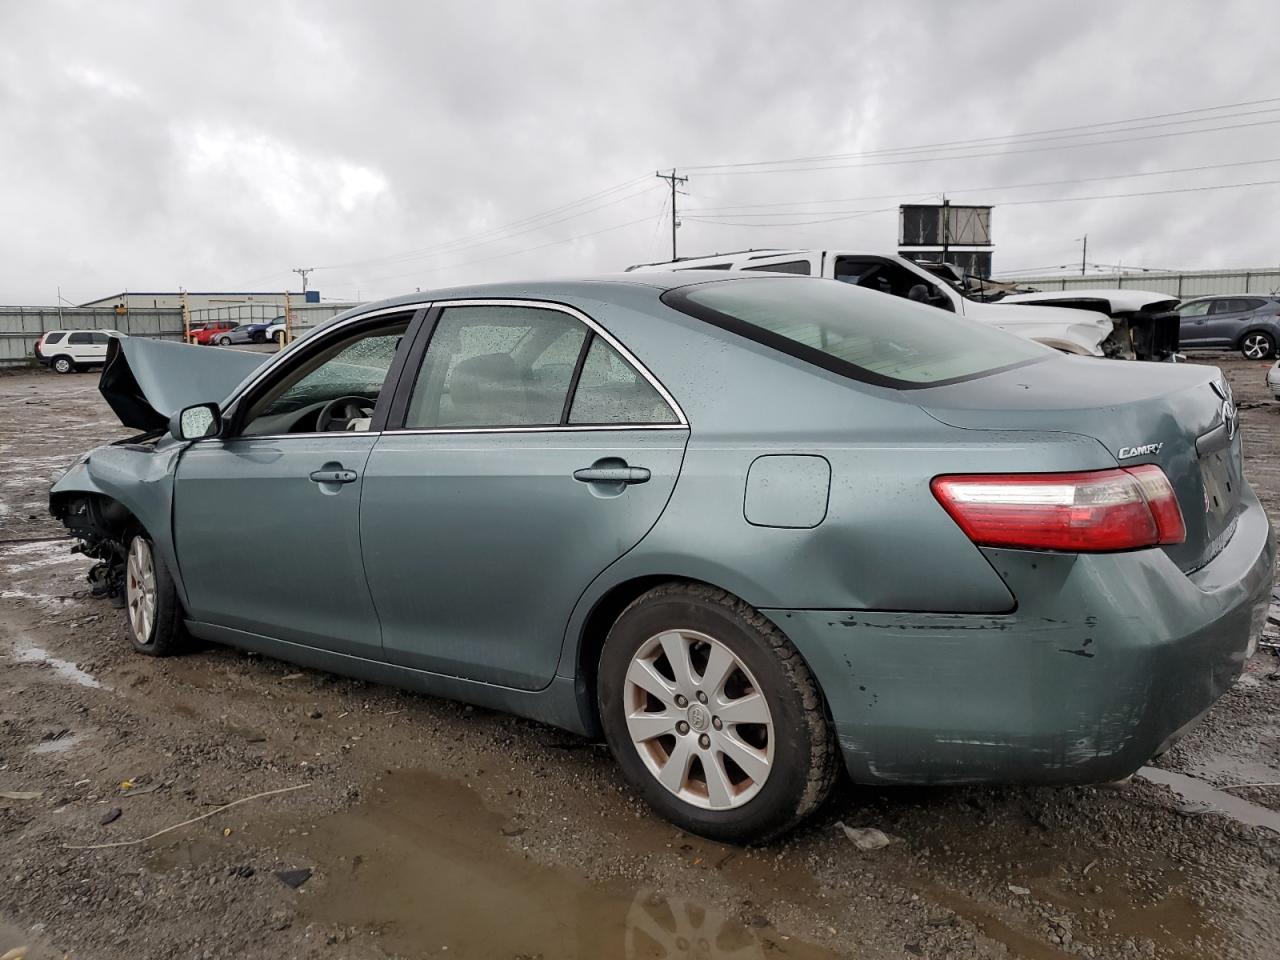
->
1243;334;1272;359
126;537;158;644
623;629;774;810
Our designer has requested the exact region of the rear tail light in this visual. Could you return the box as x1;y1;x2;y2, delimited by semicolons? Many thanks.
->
931;466;1186;552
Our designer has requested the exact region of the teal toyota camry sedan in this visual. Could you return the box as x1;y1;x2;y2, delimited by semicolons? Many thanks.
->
50;272;1274;842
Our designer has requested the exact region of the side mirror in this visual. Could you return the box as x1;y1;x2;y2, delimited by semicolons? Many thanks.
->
170;402;222;441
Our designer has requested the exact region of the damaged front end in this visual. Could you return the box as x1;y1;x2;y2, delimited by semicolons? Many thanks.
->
997;291;1181;361
49;335;268;607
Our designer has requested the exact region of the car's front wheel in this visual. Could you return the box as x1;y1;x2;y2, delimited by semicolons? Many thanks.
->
52;356;74;374
124;533;190;656
1241;331;1276;360
598;583;838;844
218;335;232;346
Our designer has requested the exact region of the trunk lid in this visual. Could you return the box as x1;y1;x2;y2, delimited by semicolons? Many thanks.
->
915;355;1243;573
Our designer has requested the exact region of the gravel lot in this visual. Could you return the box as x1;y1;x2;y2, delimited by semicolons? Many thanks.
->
1;354;1278;960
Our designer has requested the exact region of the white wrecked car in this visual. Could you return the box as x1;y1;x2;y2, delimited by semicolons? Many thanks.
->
629;251;1176;360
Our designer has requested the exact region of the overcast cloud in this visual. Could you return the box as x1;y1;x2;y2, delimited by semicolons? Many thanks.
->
1;0;1277;305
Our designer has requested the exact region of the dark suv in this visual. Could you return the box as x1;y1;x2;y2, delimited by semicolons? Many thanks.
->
1176;295;1280;359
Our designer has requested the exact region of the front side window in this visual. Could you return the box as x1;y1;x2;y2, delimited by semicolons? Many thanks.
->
406;305;587;428
1177;300;1211;317
569;337;678;425
664;277;1047;388
241;319;409;435
91;332;111;345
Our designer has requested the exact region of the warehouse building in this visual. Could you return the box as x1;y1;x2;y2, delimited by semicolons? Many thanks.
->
78;290;321;312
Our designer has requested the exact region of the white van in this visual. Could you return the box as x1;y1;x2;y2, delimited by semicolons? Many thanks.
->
34;329;125;374
627;250;1174;360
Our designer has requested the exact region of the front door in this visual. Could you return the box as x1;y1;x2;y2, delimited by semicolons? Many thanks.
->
360;302;689;690
1177;299;1212;345
173;310;418;657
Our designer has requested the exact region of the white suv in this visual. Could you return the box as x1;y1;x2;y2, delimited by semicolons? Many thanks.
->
34;329;125;374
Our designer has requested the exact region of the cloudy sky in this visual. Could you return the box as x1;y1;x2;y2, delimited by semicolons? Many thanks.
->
2;1;1277;305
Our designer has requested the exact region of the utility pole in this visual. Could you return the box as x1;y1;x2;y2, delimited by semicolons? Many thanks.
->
940;194;950;267
655;169;688;262
291;266;315;296
1080;235;1088;276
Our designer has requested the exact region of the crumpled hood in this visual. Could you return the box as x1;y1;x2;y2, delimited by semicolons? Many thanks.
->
999;289;1178;315
99;336;269;432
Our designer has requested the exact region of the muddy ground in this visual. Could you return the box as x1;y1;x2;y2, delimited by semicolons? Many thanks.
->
1;354;1278;960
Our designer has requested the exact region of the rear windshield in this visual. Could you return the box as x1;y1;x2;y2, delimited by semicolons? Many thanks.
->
663;277;1048;388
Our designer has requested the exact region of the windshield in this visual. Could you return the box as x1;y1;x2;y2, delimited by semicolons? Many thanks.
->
663;277;1049;388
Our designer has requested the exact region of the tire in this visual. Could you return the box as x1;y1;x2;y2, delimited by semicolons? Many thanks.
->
218;335;232;346
52;356;75;374
274;331;285;345
123;532;191;656
1240;331;1276;360
598;583;838;844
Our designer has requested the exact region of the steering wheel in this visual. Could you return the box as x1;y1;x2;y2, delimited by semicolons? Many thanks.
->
316;395;375;432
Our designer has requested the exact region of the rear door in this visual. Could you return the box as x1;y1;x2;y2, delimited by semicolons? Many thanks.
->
1204;298;1249;345
360;300;689;690
65;331;94;362
87;332;112;363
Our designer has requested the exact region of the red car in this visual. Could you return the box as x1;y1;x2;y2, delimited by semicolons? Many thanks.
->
188;320;239;345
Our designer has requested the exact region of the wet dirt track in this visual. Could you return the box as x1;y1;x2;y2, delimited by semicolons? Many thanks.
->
1;357;1278;960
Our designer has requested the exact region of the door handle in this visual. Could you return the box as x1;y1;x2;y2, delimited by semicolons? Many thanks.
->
309;468;358;484
573;465;651;485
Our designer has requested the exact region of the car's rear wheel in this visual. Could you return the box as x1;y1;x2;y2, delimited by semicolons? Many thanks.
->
52;356;74;374
124;533;190;656
1241;332;1276;360
598;583;838;843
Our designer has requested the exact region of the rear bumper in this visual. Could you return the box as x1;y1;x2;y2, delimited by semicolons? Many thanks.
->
766;490;1275;785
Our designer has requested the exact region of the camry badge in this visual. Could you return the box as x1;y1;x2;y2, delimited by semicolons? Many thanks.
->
1117;442;1163;459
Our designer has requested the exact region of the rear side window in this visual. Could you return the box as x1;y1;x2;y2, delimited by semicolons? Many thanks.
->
677;263;732;271
664;277;1047;388
742;260;811;275
569;337;678;425
68;332;92;344
44;331;66;344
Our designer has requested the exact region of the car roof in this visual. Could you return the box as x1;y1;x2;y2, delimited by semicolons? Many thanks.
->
330;271;807;322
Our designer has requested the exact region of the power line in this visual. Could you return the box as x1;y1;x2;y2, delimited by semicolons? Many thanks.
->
680;97;1280;172
348;205;667;291
683;177;1280;228
686;117;1280;178
317;178;658;273
686;156;1280;215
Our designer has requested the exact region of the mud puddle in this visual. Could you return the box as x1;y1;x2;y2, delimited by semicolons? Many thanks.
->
1139;766;1280;834
10;637;101;688
150;769;839;959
